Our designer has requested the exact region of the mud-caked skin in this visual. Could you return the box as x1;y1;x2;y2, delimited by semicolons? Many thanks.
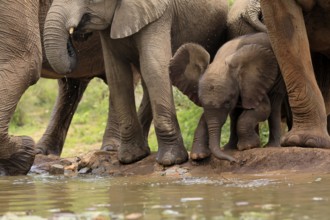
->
170;33;286;161
43;0;229;166
260;0;330;148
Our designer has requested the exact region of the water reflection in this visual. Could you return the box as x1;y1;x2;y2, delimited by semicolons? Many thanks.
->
0;173;330;219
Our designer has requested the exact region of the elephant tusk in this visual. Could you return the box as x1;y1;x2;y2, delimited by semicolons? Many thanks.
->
69;27;74;35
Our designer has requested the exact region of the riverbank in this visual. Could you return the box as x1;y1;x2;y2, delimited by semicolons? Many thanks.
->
30;147;330;177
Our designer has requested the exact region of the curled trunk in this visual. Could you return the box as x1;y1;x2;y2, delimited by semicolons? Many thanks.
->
44;5;77;74
245;0;267;33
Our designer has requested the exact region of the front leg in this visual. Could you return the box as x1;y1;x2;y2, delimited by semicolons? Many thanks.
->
261;0;330;148
100;35;150;164
237;97;271;150
190;114;210;161
36;78;90;155
135;18;188;166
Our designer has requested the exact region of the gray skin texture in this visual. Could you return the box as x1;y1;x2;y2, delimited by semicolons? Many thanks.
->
43;0;229;166
227;0;267;39
260;0;330;148
170;33;286;161
0;0;41;175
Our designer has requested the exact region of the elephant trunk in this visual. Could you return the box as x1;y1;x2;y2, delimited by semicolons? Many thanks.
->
205;109;237;162
245;0;267;33
44;5;77;74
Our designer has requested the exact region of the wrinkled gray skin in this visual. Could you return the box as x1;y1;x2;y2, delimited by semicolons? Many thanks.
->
0;0;41;175
170;33;286;161
44;0;228;166
227;0;267;39
260;0;330;148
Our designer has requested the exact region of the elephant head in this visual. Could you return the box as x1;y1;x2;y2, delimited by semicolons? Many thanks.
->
44;0;170;74
170;38;278;159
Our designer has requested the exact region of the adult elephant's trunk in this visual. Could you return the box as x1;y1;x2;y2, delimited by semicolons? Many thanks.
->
204;109;237;162
245;0;267;32
44;5;77;74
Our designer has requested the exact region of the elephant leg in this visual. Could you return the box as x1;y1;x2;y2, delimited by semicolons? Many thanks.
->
265;81;286;148
100;37;150;164
237;97;271;151
261;0;330;148
137;80;153;143
136;20;188;166
224;108;242;150
190;114;210;161
0;61;40;175
36;78;90;156
100;96;121;151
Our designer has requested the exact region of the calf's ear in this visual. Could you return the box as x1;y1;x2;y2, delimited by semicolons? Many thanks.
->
169;43;210;106
111;0;170;39
226;44;278;109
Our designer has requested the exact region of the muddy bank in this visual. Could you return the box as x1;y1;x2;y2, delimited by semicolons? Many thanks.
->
31;147;330;176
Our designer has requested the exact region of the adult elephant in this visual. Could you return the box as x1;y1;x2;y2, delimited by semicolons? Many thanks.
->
260;1;330;148
43;0;229;165
0;0;146;175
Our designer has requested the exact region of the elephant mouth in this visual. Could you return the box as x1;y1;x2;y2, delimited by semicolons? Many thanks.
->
67;37;76;58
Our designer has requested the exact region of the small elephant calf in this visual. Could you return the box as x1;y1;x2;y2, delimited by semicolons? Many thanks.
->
170;32;286;161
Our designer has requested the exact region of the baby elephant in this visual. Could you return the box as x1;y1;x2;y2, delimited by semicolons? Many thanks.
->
170;32;286;161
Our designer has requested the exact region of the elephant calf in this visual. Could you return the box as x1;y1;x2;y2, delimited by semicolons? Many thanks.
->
170;32;286;161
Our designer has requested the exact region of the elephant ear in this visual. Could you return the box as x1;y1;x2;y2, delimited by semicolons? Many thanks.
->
111;0;171;39
226;44;278;109
169;43;210;106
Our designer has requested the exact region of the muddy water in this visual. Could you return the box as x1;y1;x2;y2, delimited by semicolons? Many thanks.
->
1;173;330;219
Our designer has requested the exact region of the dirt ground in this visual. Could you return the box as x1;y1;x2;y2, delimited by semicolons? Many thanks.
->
31;147;330;177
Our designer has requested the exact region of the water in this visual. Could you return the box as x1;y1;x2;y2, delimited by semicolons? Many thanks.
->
1;173;330;219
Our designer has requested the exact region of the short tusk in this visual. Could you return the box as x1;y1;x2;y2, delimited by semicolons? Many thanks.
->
69;27;74;35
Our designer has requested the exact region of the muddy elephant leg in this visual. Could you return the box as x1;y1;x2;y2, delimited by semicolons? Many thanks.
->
0;61;40;175
261;0;330;148
224;108;242;150
190;114;210;161
36;78;90;155
237;97;271;151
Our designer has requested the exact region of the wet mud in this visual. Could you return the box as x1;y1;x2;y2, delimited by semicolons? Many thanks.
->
31;147;330;176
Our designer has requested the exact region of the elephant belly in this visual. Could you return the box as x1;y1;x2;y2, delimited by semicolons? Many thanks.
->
305;4;330;56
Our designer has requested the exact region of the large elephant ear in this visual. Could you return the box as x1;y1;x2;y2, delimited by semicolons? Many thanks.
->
111;0;171;39
226;44;278;109
169;43;210;106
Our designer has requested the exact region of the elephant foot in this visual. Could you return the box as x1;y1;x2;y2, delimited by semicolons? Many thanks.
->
237;135;260;151
100;138;121;151
190;144;211;161
223;142;238;150
264;141;281;148
0;136;36;176
281;128;330;148
35;144;61;156
118;143;150;164
156;145;188;166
